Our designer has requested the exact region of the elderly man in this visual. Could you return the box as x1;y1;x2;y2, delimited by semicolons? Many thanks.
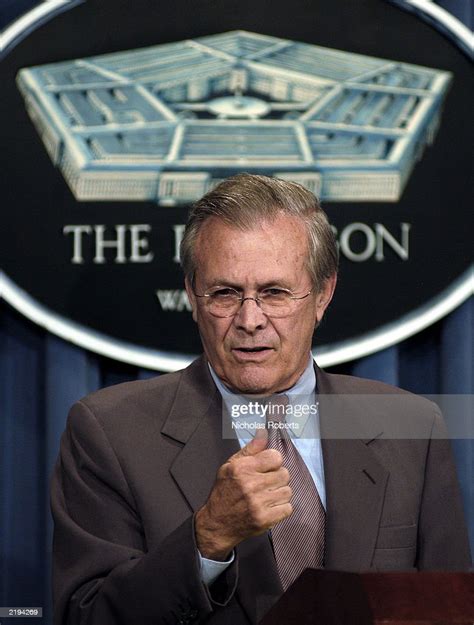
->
52;174;470;625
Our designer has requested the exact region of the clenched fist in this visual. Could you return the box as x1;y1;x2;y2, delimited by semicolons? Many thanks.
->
195;428;292;560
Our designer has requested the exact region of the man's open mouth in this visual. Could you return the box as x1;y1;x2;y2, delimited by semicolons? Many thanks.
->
235;347;270;352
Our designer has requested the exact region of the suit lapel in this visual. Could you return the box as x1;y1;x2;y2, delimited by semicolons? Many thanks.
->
316;366;389;570
161;356;239;511
161;357;281;622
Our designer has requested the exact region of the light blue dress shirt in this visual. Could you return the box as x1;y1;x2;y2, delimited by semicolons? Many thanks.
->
199;356;326;586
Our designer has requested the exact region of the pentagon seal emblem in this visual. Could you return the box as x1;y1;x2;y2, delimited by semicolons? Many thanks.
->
0;0;472;370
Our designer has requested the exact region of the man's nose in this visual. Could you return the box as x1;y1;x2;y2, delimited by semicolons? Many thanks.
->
233;298;268;332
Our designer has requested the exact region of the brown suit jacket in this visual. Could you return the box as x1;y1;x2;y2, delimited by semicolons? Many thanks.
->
51;356;471;625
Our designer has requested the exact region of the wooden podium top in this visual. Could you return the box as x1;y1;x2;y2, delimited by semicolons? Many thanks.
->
362;571;473;624
260;570;474;625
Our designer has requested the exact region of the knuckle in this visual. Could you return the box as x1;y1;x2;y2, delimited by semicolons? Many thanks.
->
227;460;244;478
217;464;230;479
260;449;279;465
268;449;283;464
250;506;266;529
239;478;254;497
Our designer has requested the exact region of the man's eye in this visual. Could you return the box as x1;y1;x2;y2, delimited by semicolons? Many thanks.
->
211;288;238;298
261;288;289;298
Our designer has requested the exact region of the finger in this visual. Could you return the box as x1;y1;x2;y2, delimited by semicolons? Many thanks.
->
246;499;293;533
252;448;284;473
267;485;292;507
261;466;290;489
255;466;290;490
269;502;293;525
243;426;269;455
254;425;268;444
230;426;268;460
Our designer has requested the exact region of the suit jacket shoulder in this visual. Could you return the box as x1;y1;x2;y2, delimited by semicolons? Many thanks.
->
72;355;213;434
317;366;431;399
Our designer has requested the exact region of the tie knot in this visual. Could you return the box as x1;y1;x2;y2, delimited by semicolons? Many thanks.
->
265;394;289;425
265;395;290;444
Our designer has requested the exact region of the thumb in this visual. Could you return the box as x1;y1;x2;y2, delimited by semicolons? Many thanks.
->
239;426;268;457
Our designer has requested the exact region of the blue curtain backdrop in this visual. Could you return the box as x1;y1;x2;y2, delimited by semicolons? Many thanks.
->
1;2;472;624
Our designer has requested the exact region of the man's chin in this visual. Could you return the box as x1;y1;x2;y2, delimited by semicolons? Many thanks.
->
223;365;278;395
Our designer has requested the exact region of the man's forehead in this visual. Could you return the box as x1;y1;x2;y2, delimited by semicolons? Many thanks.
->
193;215;310;285
195;213;308;248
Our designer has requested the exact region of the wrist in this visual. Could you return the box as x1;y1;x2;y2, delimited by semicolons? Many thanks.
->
195;507;234;560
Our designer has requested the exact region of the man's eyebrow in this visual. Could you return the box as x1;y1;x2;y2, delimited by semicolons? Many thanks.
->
206;279;242;290
259;281;293;290
206;279;294;290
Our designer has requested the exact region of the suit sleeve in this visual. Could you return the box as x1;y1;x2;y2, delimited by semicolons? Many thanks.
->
417;408;472;569
51;400;238;625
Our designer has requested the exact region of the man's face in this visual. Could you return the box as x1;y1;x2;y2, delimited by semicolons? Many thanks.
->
186;214;336;395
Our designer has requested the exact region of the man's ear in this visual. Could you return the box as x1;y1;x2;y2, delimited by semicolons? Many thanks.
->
315;273;337;326
185;276;198;323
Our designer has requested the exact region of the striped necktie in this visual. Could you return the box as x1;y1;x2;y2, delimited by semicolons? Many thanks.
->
266;395;326;591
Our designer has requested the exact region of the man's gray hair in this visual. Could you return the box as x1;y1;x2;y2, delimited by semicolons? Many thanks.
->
180;173;339;290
